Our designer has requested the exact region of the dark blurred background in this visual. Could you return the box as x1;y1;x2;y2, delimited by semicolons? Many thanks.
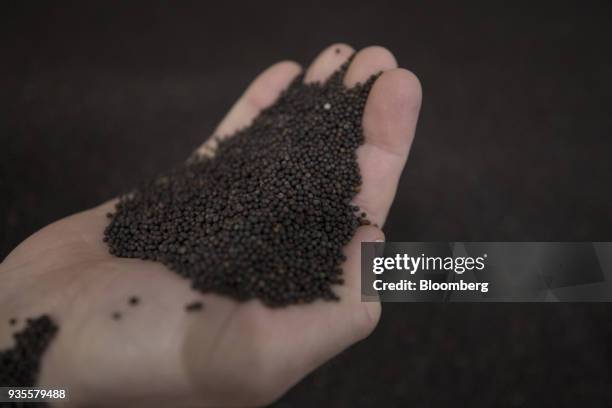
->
2;1;611;406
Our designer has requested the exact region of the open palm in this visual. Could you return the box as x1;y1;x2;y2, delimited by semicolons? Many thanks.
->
0;44;421;407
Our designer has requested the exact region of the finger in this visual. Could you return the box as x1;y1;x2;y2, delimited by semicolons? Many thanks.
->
343;45;397;87
304;43;354;84
354;68;422;226
196;61;302;156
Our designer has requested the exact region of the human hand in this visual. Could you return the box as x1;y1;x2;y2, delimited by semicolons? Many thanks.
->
0;43;421;407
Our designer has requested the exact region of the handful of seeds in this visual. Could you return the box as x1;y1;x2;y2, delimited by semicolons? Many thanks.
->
104;63;375;306
0;315;58;388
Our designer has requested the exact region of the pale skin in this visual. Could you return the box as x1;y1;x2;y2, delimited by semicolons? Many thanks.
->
0;44;421;407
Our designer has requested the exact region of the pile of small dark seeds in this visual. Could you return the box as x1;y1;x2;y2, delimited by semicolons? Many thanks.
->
104;62;375;306
0;315;58;387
